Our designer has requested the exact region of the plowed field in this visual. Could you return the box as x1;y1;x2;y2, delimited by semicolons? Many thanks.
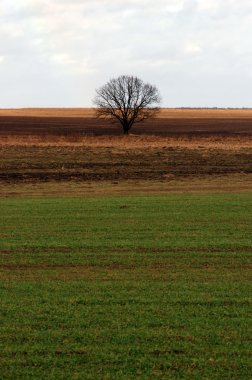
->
0;108;252;137
0;109;251;194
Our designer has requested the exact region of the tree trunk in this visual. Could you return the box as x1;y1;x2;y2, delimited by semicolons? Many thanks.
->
123;123;130;135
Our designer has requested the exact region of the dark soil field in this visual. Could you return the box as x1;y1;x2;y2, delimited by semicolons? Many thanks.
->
1;145;251;183
0;108;251;193
0;108;252;137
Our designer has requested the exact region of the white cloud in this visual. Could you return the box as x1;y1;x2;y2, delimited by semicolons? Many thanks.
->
51;54;78;66
197;0;220;14
50;53;95;74
0;0;252;107
184;43;202;55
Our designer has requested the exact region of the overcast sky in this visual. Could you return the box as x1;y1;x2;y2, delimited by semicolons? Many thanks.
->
1;0;252;108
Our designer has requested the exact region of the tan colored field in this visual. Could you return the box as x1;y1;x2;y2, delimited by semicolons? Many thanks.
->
0;175;252;197
0;108;96;118
1;134;252;150
1;107;252;118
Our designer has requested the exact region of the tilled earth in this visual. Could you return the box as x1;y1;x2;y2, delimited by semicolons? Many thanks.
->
0;115;252;136
1;145;251;182
1;111;252;184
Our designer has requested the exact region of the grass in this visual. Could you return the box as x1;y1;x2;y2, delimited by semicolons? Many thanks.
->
0;194;251;379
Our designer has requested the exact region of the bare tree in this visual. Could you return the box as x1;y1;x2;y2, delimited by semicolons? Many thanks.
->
93;75;161;134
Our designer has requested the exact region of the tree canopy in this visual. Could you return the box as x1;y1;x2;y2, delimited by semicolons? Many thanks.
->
93;75;161;134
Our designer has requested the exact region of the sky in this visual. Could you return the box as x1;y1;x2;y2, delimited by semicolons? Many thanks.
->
0;0;252;108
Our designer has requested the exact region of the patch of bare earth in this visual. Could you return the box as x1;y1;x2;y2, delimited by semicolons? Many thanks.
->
1;134;252;150
0;108;251;195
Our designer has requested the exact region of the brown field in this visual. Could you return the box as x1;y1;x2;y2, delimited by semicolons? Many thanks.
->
1;107;252;118
0;108;252;138
0;108;251;195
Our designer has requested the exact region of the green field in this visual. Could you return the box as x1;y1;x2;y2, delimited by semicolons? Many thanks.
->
0;194;251;379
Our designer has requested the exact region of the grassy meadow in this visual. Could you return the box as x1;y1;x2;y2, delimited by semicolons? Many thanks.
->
1;194;251;379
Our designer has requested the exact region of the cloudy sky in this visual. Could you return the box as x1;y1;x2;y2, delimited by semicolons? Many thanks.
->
1;0;252;108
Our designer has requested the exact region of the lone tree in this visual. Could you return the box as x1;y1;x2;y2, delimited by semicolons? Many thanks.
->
93;75;161;134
